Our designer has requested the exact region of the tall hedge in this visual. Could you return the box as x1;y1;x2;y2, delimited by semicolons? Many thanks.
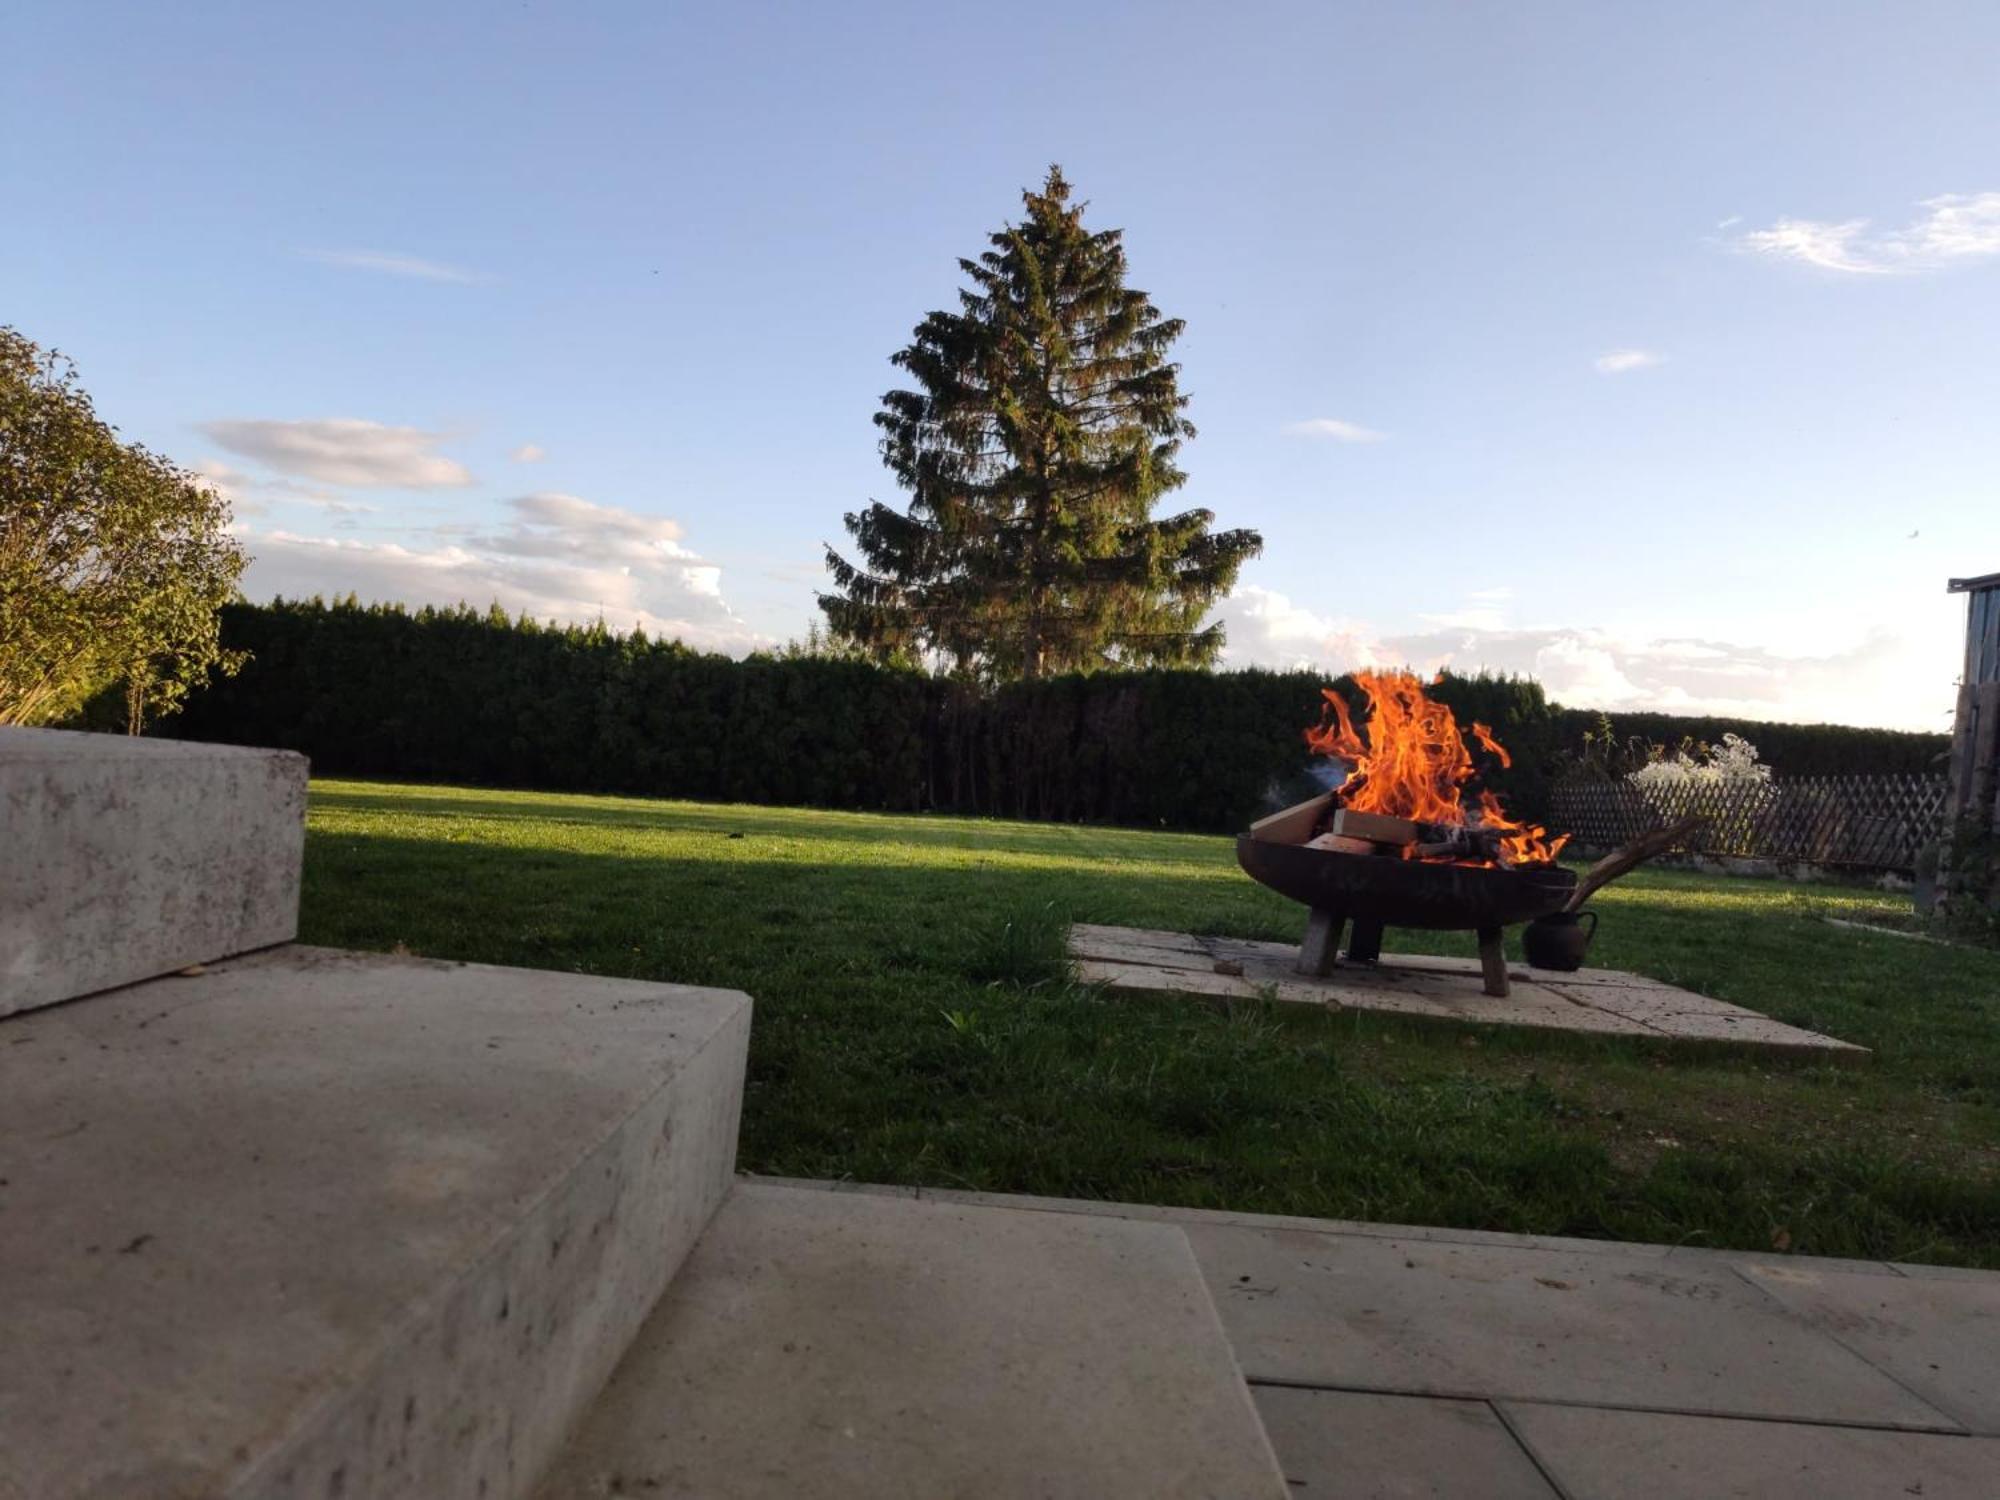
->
1548;708;1949;779
163;599;1947;832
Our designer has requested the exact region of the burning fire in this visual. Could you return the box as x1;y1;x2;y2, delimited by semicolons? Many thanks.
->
1306;671;1569;867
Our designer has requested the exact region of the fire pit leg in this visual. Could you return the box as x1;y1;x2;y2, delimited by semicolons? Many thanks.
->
1476;926;1509;997
1298;909;1345;977
1345;919;1384;964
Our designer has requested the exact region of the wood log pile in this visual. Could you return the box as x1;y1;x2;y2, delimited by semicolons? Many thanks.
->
1302;808;1506;865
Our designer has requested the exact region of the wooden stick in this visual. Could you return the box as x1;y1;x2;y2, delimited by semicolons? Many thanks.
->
1476;926;1509;997
1250;792;1333;845
1563;814;1708;912
1298;909;1344;976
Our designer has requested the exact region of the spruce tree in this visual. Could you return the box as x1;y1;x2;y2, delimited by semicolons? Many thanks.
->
821;167;1261;679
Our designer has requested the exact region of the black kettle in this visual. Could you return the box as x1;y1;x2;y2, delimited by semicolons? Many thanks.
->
1522;911;1597;971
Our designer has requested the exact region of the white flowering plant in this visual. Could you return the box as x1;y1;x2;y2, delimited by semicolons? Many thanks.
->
1627;733;1773;789
1627;734;1774;852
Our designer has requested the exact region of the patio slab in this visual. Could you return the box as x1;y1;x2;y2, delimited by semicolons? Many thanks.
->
1501;1404;2000;1500
759;1179;2000;1496
536;1182;1288;1499
1736;1263;2000;1434
1069;923;1864;1057
1184;1223;1956;1428
1251;1387;1559;1498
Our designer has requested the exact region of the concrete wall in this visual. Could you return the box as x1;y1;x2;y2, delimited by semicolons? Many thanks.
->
0;728;307;1016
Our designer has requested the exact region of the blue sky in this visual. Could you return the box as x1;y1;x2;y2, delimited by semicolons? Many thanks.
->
8;1;1997;730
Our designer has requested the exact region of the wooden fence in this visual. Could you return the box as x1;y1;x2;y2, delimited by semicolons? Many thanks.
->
1550;774;1951;872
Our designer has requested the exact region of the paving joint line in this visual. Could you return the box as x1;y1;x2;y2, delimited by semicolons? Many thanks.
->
1722;1261;1974;1434
1241;1377;1970;1437
1486;1398;1579;1500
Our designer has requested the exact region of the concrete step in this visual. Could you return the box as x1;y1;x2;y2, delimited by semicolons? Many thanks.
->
535;1181;1289;1499
0;727;307;1017
0;945;752;1500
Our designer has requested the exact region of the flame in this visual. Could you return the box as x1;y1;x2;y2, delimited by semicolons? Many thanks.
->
1305;671;1568;867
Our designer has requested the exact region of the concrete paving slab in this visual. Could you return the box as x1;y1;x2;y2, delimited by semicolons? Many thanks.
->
0;727;307;1016
755;1176;1942;1282
1662;1244;1908;1278
1737;1264;2000;1434
1203;936;1540;985
1077;956;1270;1001
1503;1403;2000;1500
1070;921;1212;954
0;945;751;1500
1071;924;1864;1055
536;1182;1289;1499
746;1175;1686;1258
1252;1386;1558;1498
1185;1224;1955;1428
1069;929;1222;972
1539;979;1763;1022
1311;970;1655;1036
1888;1261;2000;1282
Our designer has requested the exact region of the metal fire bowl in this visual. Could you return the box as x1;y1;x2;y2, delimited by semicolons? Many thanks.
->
1235;836;1576;931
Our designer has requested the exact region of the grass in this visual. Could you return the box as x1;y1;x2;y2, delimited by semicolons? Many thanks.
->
301;778;2000;1268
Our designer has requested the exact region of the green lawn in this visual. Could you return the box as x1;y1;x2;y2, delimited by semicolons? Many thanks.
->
302;778;2000;1268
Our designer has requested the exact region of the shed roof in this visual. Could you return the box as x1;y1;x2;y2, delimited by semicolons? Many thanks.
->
1948;572;2000;594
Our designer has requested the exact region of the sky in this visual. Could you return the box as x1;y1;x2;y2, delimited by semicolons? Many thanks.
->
7;1;1997;732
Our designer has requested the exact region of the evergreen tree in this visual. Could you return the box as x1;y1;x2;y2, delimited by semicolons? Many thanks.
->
821;167;1261;679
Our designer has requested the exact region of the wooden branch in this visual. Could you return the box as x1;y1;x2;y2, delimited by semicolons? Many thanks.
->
1563;814;1709;912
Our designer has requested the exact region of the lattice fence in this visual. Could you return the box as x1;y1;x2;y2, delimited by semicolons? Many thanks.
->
1550;774;1951;872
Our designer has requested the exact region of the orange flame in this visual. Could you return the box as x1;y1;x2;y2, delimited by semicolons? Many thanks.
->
1305;671;1568;867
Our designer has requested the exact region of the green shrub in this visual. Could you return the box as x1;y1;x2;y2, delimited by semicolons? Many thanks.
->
161;599;1946;833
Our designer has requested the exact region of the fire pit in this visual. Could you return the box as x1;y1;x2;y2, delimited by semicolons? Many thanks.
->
1237;673;1577;997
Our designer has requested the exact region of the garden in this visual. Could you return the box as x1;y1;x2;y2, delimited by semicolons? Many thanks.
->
303;776;2000;1269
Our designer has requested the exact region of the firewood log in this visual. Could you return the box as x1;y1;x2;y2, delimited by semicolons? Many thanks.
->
1563;814;1708;912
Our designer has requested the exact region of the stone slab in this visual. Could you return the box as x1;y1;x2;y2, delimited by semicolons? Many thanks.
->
536;1182;1289;1499
1185;1224;1955;1428
0;945;752;1500
1502;1403;2000;1500
757;1176;1966;1285
1073;923;1541;982
1070;923;1865;1056
0;727;308;1016
1737;1264;2000;1434
1251;1386;1559;1498
1074;954;1660;1040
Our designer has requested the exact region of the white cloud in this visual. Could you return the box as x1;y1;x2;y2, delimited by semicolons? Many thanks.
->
1204;587;1394;674
237;494;761;654
481;493;699;571
1739;217;1881;274
190;458;378;516
199;419;474;489
1593;348;1663;375
1737;192;2000;275
300;249;488;284
1283;418;1386;443
1211;583;1948;729
510;443;546;463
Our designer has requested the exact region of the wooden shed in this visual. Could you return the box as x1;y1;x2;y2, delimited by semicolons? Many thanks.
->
1947;570;2000;839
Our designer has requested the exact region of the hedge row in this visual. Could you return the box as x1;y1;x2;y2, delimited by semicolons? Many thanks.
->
1546;707;1948;779
161;599;1948;832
